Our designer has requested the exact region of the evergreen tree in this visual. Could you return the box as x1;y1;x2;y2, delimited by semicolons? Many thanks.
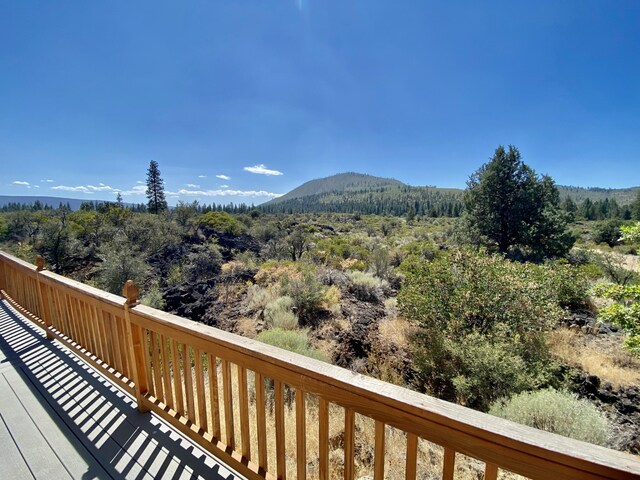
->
146;160;168;214
464;145;573;260
632;191;640;221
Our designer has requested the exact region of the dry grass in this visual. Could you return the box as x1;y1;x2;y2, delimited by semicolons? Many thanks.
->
377;315;412;350
548;328;640;387
236;316;260;338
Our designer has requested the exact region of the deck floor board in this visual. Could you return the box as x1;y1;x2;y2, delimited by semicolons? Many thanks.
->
0;299;242;480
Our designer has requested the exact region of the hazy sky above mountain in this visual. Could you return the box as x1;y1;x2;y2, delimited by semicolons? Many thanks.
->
1;1;639;205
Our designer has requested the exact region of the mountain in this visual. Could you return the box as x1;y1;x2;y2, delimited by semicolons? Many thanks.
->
266;172;406;204
557;186;640;205
261;173;639;216
0;195;136;211
262;173;464;216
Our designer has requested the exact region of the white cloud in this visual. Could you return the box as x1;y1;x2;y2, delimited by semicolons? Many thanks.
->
34;185;40;188
52;184;116;194
119;185;147;195
167;188;282;199
136;180;145;184
198;175;207;179
243;164;283;176
40;179;55;183
216;174;231;180
219;184;229;188
186;183;200;188
13;180;30;186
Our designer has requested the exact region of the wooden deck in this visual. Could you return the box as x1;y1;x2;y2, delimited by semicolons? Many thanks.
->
0;299;244;480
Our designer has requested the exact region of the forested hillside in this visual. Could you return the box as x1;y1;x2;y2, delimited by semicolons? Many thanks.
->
261;185;464;217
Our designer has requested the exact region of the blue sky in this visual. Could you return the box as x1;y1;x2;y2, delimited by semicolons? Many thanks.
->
1;1;639;205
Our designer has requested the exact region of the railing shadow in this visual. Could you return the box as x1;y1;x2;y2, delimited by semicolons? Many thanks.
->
0;300;239;480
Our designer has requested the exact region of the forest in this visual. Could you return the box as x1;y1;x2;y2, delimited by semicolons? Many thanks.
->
2;148;640;465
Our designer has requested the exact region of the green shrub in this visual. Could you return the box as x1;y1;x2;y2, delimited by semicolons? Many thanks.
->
592;282;640;354
346;270;387;302
280;269;326;318
141;283;166;310
200;211;245;235
96;239;149;295
398;249;564;410
166;264;185;287
593;220;622;247
256;328;327;362
534;262;590;311
264;296;299;330
185;243;223;282
245;284;279;311
489;389;611;446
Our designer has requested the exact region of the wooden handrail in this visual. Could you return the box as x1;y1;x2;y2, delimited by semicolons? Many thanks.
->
0;250;639;480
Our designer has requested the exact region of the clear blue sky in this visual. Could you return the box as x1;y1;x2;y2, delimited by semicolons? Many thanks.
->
1;1;639;205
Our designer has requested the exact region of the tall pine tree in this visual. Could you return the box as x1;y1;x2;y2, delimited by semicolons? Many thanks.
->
464;145;573;261
146;160;168;214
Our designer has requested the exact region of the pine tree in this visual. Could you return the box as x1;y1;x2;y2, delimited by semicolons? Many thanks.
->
464;145;573;260
146;160;167;214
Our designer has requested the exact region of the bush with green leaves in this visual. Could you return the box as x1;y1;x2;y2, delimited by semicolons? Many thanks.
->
200;211;245;235
141;283;166;310
184;243;223;282
592;282;640;354
398;249;578;410
489;389;611;446
256;328;327;362
621;222;640;243
95;239;150;295
264;296;299;330
346;270;387;302
245;284;278;311
280;268;326;319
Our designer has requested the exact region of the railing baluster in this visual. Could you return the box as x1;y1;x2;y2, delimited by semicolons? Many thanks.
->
194;348;207;429
344;408;355;480
84;300;98;355
183;344;196;423
295;389;306;480
90;301;105;361
117;316;131;378
143;329;155;397
221;359;235;448
255;372;267;473
160;334;174;408
484;462;498;480
111;311;123;373
443;447;455;480
275;380;286;480
405;433;418;480
172;338;184;415
374;421;385;480
319;397;329;480
237;365;251;461
207;353;220;439
150;330;164;401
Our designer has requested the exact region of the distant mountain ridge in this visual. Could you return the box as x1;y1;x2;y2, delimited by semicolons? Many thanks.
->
0;195;135;211
2;176;638;215
266;172;405;204
261;172;639;216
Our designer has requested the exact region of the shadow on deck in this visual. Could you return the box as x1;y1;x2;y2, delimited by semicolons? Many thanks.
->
0;299;243;480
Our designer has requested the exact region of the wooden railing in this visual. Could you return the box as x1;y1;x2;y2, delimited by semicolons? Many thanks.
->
1;250;639;480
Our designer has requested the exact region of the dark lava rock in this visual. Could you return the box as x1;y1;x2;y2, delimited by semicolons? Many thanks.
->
570;373;640;454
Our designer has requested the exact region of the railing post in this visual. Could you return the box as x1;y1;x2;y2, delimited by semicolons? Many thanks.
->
35;256;54;339
122;280;150;413
0;253;7;299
